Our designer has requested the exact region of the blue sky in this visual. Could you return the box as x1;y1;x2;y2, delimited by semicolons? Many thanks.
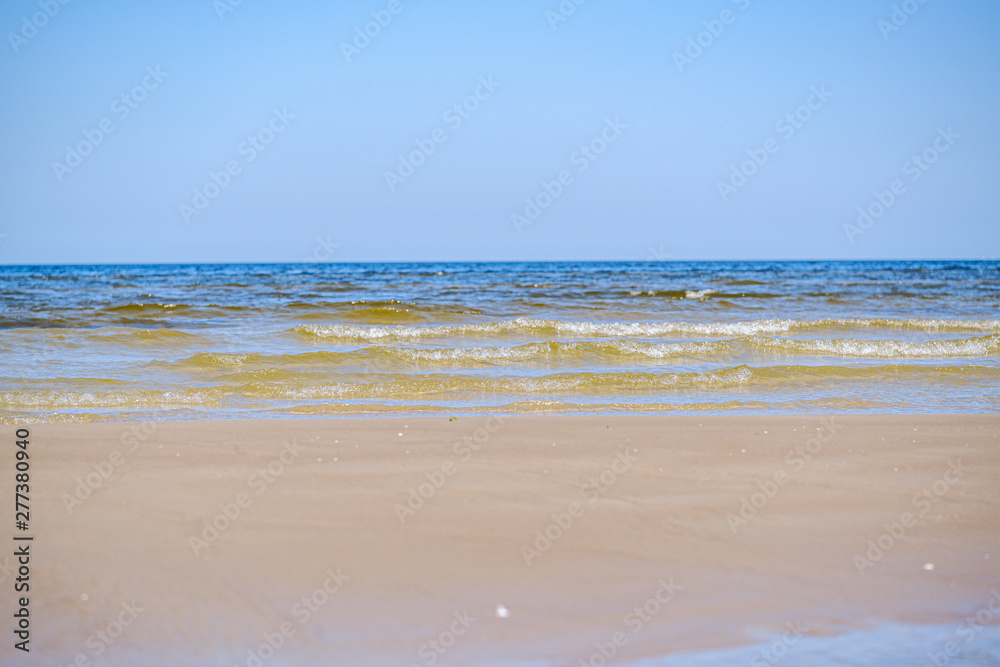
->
0;0;998;263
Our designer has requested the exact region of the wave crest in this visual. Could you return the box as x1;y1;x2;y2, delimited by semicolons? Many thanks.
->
290;318;1000;341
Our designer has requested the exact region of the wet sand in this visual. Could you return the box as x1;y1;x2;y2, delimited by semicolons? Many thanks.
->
3;415;999;666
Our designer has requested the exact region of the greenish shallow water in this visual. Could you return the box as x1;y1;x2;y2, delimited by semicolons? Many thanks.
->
1;260;998;422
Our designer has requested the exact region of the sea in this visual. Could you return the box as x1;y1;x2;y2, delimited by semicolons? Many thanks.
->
1;260;998;423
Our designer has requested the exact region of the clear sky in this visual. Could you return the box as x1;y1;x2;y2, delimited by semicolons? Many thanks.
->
1;0;998;263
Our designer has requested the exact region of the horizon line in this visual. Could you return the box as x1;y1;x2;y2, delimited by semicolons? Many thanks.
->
1;257;998;268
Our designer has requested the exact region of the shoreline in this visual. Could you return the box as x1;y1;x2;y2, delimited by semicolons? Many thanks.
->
8;404;1000;427
5;414;999;665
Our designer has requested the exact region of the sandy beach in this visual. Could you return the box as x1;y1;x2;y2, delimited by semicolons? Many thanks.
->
5;0;999;663
2;414;997;665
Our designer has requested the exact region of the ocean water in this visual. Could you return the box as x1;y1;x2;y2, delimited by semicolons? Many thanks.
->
633;622;1000;667
1;260;998;422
